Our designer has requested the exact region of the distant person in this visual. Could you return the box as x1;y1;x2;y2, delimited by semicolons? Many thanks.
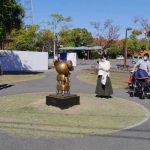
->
95;55;113;98
132;53;150;78
84;53;88;60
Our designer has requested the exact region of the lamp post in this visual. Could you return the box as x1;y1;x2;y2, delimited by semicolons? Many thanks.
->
53;21;57;60
53;31;56;60
124;27;132;68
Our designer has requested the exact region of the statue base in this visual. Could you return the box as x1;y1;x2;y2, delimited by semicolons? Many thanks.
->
46;94;80;109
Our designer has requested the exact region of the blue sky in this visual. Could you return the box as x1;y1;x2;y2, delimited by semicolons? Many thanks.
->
26;0;150;38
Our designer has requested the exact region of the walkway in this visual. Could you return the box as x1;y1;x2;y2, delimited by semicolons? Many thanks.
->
0;65;150;150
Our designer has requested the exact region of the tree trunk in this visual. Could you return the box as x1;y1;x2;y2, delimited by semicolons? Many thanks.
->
146;38;150;50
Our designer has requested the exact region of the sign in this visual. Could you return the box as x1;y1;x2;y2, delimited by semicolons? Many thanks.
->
67;53;77;66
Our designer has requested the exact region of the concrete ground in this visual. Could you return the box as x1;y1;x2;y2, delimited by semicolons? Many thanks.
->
0;64;150;150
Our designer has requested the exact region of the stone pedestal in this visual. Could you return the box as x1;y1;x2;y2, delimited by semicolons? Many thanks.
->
46;94;80;109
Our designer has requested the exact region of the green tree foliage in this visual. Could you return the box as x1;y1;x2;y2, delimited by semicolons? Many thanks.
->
59;28;93;47
49;13;72;32
12;25;54;51
109;44;123;59
108;36;147;58
139;38;147;50
38;29;54;52
12;25;40;51
59;28;93;59
47;13;72;54
0;0;24;48
128;34;140;54
128;34;147;55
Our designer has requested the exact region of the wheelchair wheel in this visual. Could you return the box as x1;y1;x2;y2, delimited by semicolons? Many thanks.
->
130;92;134;97
139;94;145;99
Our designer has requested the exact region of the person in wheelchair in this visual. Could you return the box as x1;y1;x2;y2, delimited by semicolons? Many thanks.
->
132;53;150;80
129;53;150;99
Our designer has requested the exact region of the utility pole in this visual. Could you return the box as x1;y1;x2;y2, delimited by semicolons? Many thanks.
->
53;21;56;60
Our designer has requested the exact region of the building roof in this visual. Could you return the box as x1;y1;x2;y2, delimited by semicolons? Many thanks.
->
59;46;103;51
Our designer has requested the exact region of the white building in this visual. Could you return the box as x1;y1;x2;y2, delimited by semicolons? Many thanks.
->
0;50;48;71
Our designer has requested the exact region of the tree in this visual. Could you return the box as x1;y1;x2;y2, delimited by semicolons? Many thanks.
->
91;19;120;51
59;28;93;47
12;25;41;51
127;34;147;55
133;17;150;49
0;0;24;49
47;13;72;56
108;43;123;59
59;28;93;59
38;29;54;52
49;14;72;32
128;34;141;54
11;26;55;52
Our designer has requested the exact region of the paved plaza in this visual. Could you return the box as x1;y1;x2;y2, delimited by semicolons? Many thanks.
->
0;64;150;150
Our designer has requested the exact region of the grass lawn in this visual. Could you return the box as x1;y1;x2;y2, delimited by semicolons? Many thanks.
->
77;72;129;88
0;92;148;137
0;73;46;84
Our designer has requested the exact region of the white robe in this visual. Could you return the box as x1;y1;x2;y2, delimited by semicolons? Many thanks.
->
97;61;111;85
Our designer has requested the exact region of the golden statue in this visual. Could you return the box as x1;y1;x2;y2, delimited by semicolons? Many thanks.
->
54;60;74;96
46;59;79;109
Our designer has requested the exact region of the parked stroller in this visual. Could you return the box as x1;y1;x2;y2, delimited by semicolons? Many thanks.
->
128;70;150;99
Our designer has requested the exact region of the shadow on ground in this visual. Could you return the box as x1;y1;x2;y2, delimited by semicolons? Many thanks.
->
0;84;14;90
2;71;44;75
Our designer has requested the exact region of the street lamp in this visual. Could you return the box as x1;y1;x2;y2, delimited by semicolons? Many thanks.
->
124;27;132;68
53;21;57;60
53;30;56;60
